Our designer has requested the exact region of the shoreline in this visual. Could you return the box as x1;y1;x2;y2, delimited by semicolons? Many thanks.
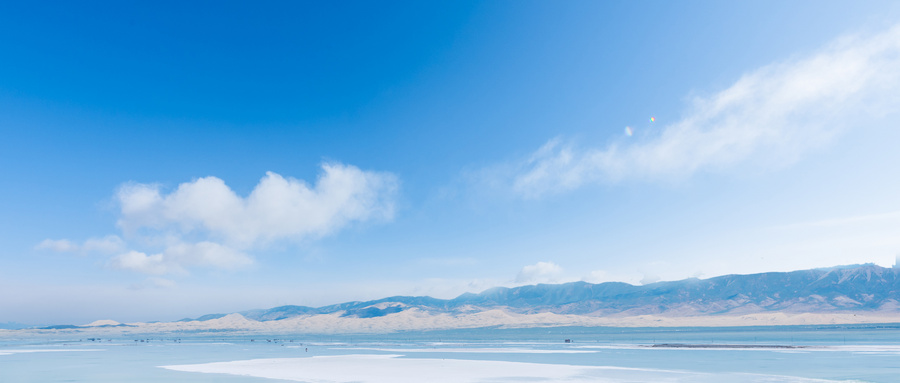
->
3;310;900;336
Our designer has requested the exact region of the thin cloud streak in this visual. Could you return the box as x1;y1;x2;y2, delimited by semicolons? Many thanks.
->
108;242;252;275
35;235;126;254
771;210;900;230
511;25;900;198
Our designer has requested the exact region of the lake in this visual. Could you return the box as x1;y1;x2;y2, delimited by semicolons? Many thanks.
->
2;324;899;382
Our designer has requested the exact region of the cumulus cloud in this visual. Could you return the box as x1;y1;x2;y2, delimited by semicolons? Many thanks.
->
105;163;396;275
515;261;563;284
511;24;900;198
35;235;125;254
116;163;398;247
40;163;398;276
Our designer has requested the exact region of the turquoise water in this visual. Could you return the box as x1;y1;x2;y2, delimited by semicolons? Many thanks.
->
2;324;899;382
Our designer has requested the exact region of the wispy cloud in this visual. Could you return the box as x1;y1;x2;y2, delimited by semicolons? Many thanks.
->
109;241;252;275
508;25;900;198
771;210;900;230
35;239;78;252
110;250;174;275
41;163;399;276
36;235;125;254
515;261;563;284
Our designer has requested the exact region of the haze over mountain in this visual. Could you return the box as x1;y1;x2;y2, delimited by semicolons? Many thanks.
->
4;263;895;334
183;263;900;322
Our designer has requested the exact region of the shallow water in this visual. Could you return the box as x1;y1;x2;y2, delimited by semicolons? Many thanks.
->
2;324;899;382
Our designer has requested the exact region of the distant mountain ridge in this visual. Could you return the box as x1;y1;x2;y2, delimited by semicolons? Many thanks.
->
183;264;900;322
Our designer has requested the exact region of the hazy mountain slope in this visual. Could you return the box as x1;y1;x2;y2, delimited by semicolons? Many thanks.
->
182;264;900;322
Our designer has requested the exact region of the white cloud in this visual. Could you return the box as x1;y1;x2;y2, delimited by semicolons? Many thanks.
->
105;163;396;275
515;261;563;284
167;241;253;270
35;235;125;254
511;24;900;198
43;162;397;276
109;241;252;275
639;274;661;285
110;250;174;275
117;163;398;247
35;239;78;252
82;235;127;253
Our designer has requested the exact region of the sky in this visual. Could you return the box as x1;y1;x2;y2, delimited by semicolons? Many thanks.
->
3;1;900;325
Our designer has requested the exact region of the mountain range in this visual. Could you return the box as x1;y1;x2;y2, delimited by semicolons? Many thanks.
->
185;263;900;322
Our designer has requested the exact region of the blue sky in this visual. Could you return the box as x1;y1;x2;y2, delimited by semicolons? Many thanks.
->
3;1;900;324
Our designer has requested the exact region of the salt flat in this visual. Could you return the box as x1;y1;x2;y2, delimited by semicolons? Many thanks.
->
7;309;896;337
162;354;856;383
